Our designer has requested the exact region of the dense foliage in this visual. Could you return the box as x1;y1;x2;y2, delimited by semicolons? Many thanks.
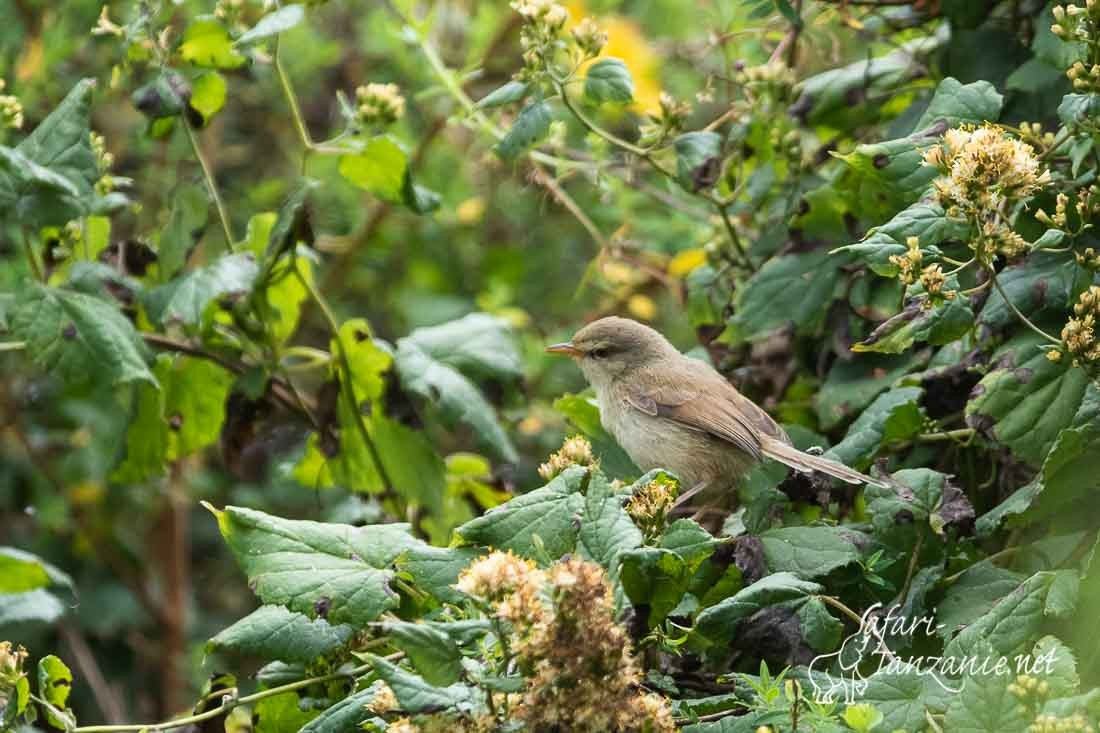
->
2;0;1100;731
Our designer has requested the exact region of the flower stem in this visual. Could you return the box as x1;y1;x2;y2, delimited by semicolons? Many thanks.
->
988;268;1062;345
183;120;235;251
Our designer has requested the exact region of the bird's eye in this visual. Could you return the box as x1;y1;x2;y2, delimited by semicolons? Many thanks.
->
590;347;610;359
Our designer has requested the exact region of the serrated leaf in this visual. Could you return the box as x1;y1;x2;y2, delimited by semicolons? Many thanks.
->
938;561;1026;638
695;572;822;644
584;58;634;104
914;77;1003;130
10;284;155;388
834;201;964;277
727;249;853;343
338;135;407;202
144;252;259;327
943;666;1029;733
366;653;481;714
495;100;552;161
157;184;209;280
18;78;98;199
845;670;951;731
207;605;354;662
382;621;463;686
210;505;423;625
455;466;586;558
759;526;860;579
825;386;924;468
854;292;973;354
797;597;843;652
674;131;722;192
476;80;529;109
235;4;304;45
977;252;1086;334
576;471;643;572
1058;93;1100;126
865;468;974;538
660;519;719;569
394;336;517;463
188;71;227;127
397;545;485;605
966;333;1091;466
945;571;1057;659
298;688;376;733
180;17;247;69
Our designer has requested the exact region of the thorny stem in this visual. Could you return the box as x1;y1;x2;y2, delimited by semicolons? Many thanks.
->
183;120;236;251
293;262;397;496
988;267;1062;345
71;654;401;733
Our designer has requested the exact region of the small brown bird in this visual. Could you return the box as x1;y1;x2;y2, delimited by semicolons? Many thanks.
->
547;317;882;498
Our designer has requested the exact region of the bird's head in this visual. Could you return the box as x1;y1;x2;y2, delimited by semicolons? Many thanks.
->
546;316;679;388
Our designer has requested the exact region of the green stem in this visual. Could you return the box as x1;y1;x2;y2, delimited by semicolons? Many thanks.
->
72;663;372;733
293;263;396;496
273;39;313;150
713;201;755;271
988;268;1062;345
896;529;924;609
816;595;899;664
183;120;235;251
942;546;1021;584
0;340;26;351
916;428;975;443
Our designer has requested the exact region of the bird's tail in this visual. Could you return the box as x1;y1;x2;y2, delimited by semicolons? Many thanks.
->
760;436;885;487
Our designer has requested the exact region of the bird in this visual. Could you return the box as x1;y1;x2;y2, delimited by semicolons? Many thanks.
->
546;316;882;501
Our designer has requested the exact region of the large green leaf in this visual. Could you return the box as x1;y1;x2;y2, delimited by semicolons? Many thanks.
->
208;505;422;625
207;605;354;663
394;337;517;463
381;621;463;686
157;184;210;280
179;17;247;69
402;313;522;380
235;4;304;45
0;548;71;594
834;202;965;277
144;252;259;327
943;663;1029;733
854;290;973;355
10;284;156;388
455;466;587;558
0;589;66;626
944;571;1057;659
978;252;1087;334
575;470;643;572
366;653;481;714
618;547;692;626
253;691;319;733
494;100;552;161
727;249;853;342
865;468;974;539
913;77;1003;130
825;386;924;468
966;334;1092;466
298;688;376;733
815;352;926;430
758;526;860;579
584;58;634;104
938;561;1026;639
338;135;407;202
397;545;486;605
695;572;822;644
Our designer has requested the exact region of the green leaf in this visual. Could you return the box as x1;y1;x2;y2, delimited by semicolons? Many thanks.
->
18;78;98;198
207;605;354;663
0;589;66;626
132;72;191;120
1024;391;1100;524
849;670;952;732
298;688;376;733
455;466;587;558
371;415;446;515
0;548;71;593
476;80;529;109
36;655;74;730
394;337;517;463
797;597;843;652
144;252;259;327
366;653;481;713
10;284;155;388
865;468;974;538
1058;93;1100;127
576;471;643;572
815;352;925;430
618;547;692;626
188;71;227;126
938;561;1025;638
495;100;552;161
834;202;966;277
403;313;522;380
759;526;860;579
843;703;884;733
338;135;408;203
584;58;634;104
727;249;853;343
977;252;1086;334
914;77;1003;130
336;319;391;403
674;131;722;192
209;505;422;625
660;519;719;569
397;545;485;605
253;692;319;733
945;571;1057;659
825;386;924;468
966;333;1091;466
382;621;463;686
179;17;247;69
157;184;209;280
854;291;973;354
265;178;317;264
235;4;304;45
695;572;822;644
943;666;1029;733
552;392;639;477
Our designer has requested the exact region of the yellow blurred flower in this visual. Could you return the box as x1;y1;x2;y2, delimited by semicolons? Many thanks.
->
567;2;662;113
627;293;657;321
456;196;486;224
668;248;707;277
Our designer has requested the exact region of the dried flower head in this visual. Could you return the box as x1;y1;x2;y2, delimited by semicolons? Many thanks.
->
512;0;569;29
538;435;596;480
1060;286;1100;366
355;82;405;126
456;550;540;601
0;641;28;690
572;17;607;57
367;681;398;714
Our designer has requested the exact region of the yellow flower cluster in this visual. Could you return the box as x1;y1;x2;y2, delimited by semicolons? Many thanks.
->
1050;286;1100;366
890;236;923;285
1075;246;1100;270
734;60;796;89
0;79;23;131
625;472;678;539
355;83;405;127
0;641;28;699
1008;673;1051;701
1052;3;1100;91
537;435;596;481
923;124;1050;262
457;552;676;732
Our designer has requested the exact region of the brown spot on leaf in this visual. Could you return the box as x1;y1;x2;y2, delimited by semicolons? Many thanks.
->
873;153;889;169
62;324;77;340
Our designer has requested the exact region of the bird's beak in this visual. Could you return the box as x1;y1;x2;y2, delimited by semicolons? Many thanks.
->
546;341;582;358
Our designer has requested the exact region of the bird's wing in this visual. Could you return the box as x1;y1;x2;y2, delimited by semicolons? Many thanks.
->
623;359;786;459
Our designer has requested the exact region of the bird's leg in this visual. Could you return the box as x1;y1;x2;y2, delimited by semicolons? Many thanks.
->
672;480;711;510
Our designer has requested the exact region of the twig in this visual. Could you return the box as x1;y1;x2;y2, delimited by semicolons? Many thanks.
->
817;595;899;664
988;268;1062;345
182;120;235;251
530;163;609;249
